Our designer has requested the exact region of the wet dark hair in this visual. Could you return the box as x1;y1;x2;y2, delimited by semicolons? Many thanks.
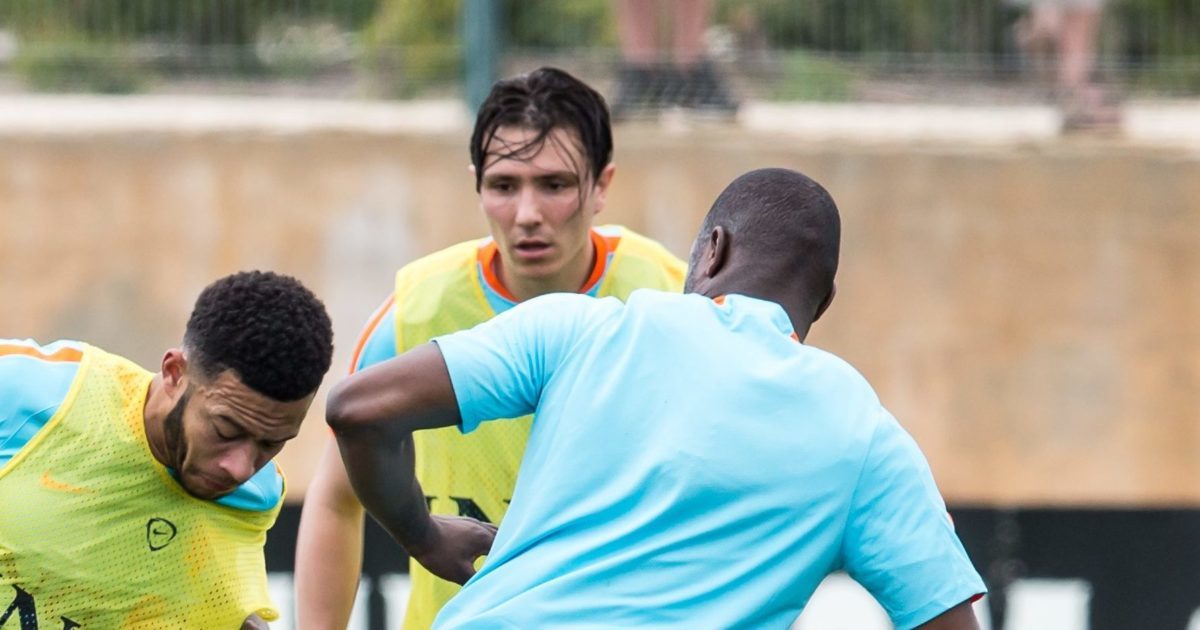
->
470;66;613;191
183;271;334;402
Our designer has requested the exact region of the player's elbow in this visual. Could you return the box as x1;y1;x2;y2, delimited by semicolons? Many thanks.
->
325;377;371;435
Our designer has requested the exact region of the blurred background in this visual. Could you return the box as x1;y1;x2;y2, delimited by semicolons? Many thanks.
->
0;0;1197;104
1;1;1198;629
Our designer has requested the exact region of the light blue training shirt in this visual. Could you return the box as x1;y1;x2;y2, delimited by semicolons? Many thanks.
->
432;290;985;629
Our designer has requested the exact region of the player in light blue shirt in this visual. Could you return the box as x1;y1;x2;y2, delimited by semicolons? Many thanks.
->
327;168;986;629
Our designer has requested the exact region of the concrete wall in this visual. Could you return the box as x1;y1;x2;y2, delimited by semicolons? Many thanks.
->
2;116;1197;505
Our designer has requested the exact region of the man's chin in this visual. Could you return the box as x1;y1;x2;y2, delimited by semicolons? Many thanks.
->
182;475;234;500
509;259;560;279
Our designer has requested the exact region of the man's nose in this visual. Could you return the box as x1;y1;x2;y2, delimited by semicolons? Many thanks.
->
220;443;258;485
514;186;543;227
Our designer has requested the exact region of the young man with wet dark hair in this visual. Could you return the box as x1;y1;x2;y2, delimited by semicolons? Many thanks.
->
295;66;685;629
0;270;334;629
328;168;986;629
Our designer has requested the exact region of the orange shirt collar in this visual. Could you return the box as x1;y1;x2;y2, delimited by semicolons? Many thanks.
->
479;229;613;303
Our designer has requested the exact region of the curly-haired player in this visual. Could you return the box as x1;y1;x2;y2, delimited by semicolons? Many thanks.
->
0;270;334;629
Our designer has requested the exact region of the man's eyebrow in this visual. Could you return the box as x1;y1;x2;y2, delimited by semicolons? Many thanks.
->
219;414;296;443
216;414;244;432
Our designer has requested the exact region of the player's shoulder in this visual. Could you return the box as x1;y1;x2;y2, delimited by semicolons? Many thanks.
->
623;287;687;308
598;225;686;291
507;293;623;340
0;338;88;361
520;291;622;316
0;339;87;442
395;238;483;284
603;225;683;265
797;344;882;408
393;238;489;318
0;338;87;380
396;237;484;291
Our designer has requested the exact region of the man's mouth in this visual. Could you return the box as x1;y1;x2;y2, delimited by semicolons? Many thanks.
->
514;240;553;259
194;473;236;496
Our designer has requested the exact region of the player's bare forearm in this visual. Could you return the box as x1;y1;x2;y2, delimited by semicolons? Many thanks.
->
326;343;494;584
294;440;366;630
915;600;981;630
332;426;494;585
325;341;460;551
327;404;437;557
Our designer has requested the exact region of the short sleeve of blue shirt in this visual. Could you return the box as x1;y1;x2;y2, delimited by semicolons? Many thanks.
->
0;339;84;469
353;304;398;372
842;409;986;629
433;293;613;434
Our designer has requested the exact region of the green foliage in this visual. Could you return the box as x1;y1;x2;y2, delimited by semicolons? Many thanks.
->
360;0;461;97
770;51;857;102
506;0;614;49
1114;0;1200;60
714;0;1015;55
0;0;376;44
13;43;145;93
359;0;615;97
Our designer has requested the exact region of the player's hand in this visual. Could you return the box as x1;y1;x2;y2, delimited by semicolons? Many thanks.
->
409;515;498;585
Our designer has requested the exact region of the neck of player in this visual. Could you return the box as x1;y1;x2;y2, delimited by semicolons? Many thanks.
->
500;241;597;303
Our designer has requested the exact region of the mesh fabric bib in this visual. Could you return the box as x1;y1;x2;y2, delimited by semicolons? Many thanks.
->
0;345;280;629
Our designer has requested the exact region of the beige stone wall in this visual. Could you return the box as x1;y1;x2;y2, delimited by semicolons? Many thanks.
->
2;125;1196;506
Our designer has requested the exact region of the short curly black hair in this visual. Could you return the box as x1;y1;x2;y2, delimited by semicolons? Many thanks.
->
183;271;334;402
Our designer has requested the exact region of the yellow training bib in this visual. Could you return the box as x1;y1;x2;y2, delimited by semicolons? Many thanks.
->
0;345;280;629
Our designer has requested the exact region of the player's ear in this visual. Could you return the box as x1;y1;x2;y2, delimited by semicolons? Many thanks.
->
590;163;617;216
160;348;188;398
702;226;729;280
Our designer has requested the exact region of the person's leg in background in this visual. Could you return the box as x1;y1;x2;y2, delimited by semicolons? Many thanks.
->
669;0;738;114
1057;1;1119;130
612;0;663;119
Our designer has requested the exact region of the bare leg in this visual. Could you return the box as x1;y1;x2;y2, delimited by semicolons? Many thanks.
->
612;0;665;118
617;0;660;66
669;0;711;67
668;0;737;113
1057;5;1100;95
1057;4;1119;130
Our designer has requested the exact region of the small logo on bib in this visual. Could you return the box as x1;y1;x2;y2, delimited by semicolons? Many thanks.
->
146;518;178;551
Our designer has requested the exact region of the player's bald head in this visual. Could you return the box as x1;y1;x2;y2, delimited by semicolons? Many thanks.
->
686;168;840;313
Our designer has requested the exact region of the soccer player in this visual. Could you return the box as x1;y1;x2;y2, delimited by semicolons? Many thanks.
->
293;67;685;629
0;271;334;629
327;168;987;629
